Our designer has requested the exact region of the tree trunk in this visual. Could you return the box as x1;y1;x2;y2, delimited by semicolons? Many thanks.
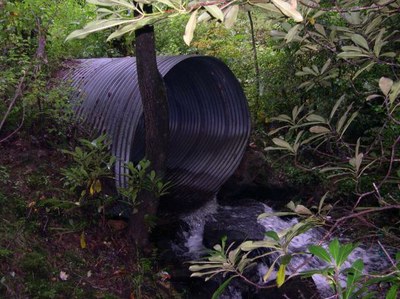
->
128;23;169;247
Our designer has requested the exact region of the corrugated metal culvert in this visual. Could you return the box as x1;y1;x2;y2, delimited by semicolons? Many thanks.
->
66;56;250;207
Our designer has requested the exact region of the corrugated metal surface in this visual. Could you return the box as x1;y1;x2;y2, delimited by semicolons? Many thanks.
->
66;56;250;203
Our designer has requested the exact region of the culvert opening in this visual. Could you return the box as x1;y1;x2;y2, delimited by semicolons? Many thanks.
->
66;56;250;207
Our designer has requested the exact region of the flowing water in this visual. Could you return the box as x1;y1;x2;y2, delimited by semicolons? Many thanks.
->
169;197;393;298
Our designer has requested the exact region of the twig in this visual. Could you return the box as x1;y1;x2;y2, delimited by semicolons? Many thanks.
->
0;104;25;143
0;73;26;133
377;240;396;268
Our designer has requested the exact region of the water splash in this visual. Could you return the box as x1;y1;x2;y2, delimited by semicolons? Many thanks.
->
175;200;392;298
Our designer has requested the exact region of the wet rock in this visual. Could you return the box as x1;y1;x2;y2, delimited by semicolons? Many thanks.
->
203;199;266;249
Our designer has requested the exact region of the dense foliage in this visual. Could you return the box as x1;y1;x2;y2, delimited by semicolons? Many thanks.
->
1;0;399;298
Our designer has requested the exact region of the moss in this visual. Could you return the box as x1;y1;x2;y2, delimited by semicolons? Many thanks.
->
21;251;51;279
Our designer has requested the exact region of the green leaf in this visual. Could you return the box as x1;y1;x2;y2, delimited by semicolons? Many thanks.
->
351;34;369;50
321;58;331;74
328;239;340;263
212;276;236;299
285;24;301;43
337;52;370;59
263;259;278;282
106;19;151;41
253;3;281;14
86;0;114;6
309;126;330;134
353;62;375;80
276;264;286;287
294;204;313;215
183;10;198;46
265;231;280;241
389;81;400;104
386;285;399;299
272;138;294;153
306;114;326;123
189;264;224;272
271;0;303;22
337;243;357;267
309;245;331;263
373;29;385;57
204;5;224;22
314;24;326;37
66;19;137;41
329;96;344;120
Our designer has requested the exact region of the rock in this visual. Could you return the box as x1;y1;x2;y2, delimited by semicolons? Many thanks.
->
203;199;266;249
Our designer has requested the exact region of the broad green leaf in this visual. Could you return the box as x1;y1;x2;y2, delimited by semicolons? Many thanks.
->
276;264;286;287
228;247;241;264
189;264;224;271
336;104;352;133
366;94;381;101
270;114;292;123
314;23;326;37
212;276;236;299
373;29;385;57
253;3;281;14
240;240;280;252
329;95;344;120
306;114;326;123
183;10;198;46
263;259;278;282
87;0;114;6
380;52;396;58
271;0;303;22
224;5;239;29
321;59;331;74
379;77;393;96
309;245;331;263
285;24;301;43
106;19;154;41
337;52;370;59
353;62;375;80
294;204;313;215
355;153;363;173
287;201;296;211
272;138;294;153
341;46;363;52
389;81;400;104
204;5;224;22
351;34;369;50
265;231;280;241
66;19;136;41
309;126;330;134
328;239;340;264
281;254;292;265
337;243;357;267
302;67;318;76
386;285;398;299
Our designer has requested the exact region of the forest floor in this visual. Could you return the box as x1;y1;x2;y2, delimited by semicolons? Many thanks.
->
0;135;179;299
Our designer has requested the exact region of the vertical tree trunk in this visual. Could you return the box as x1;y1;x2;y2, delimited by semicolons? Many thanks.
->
128;24;169;247
248;11;261;113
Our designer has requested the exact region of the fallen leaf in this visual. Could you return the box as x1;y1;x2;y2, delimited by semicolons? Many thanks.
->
59;271;69;281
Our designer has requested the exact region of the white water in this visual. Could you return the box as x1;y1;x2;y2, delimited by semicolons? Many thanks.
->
174;199;392;298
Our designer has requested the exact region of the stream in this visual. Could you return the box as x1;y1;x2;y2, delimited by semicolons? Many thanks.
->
156;197;393;299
